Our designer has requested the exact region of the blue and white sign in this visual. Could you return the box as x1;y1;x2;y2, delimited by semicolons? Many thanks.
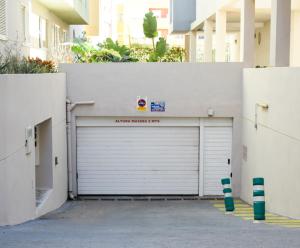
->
151;101;166;112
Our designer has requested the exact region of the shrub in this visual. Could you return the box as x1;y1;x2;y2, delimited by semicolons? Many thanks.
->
71;39;138;63
143;12;167;62
130;45;185;62
130;45;152;62
0;51;57;74
162;47;186;62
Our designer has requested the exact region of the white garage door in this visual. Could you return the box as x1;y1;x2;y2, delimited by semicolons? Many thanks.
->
77;126;199;195
203;126;232;195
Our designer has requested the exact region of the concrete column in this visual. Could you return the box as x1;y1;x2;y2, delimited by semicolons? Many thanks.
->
270;0;291;67
189;31;197;63
204;20;213;62
230;33;240;62
215;10;227;62
184;34;190;62
240;0;255;67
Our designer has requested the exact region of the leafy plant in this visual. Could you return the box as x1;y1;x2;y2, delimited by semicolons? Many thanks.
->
162;47;186;62
90;49;122;63
71;13;186;63
130;45;152;62
71;38;138;63
143;12;158;49
0;47;57;74
71;42;95;63
143;12;168;62
100;38;130;57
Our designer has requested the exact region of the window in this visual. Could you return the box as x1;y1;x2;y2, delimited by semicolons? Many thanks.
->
53;24;60;47
0;0;7;38
20;5;26;42
39;17;47;48
30;14;47;48
149;8;168;19
62;30;68;43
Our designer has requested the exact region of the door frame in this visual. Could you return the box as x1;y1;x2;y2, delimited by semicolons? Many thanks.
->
74;117;233;197
199;119;233;196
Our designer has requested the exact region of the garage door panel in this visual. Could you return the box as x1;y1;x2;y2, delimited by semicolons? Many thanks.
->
77;166;199;171
77;126;199;195
79;189;197;195
204;126;232;196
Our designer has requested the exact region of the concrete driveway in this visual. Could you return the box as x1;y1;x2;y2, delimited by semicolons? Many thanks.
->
1;200;300;248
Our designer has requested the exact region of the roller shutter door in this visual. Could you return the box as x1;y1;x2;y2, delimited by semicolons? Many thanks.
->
77;126;199;195
203;126;232;195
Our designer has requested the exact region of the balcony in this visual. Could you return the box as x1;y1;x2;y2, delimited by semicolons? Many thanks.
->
36;0;89;24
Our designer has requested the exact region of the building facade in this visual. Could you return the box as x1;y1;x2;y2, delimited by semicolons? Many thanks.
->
171;0;300;66
0;0;90;62
93;0;184;47
170;0;300;219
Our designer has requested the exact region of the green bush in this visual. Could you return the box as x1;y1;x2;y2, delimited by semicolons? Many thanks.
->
130;45;152;62
130;45;185;62
71;12;186;63
162;47;186;62
0;52;57;74
71;38;138;63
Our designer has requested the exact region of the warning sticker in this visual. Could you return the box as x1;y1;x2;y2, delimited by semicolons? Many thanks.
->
136;97;147;112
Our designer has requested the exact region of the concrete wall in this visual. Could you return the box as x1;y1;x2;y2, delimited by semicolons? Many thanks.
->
194;0;236;25
290;11;300;67
255;21;270;67
60;62;244;196
0;73;67;226
253;15;299;67
241;67;300;219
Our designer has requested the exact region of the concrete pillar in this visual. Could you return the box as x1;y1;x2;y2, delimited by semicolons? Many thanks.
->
184;34;190;62
230;33;240;62
240;0;255;67
189;31;197;62
204;20;213;62
215;10;227;62
270;0;291;67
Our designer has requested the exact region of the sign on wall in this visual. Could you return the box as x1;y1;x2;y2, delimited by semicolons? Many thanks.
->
136;97;148;112
151;101;166;112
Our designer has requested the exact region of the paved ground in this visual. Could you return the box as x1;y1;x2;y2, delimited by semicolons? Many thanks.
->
1;200;300;248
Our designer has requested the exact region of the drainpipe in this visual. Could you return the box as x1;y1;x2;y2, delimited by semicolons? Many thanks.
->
66;99;73;199
66;99;95;199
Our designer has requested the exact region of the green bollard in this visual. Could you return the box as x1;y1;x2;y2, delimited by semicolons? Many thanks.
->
221;178;235;212
253;177;265;221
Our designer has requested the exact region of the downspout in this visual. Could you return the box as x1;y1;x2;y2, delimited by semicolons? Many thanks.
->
66;99;95;199
66;99;74;199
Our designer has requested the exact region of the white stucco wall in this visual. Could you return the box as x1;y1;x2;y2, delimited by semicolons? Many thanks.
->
60;62;243;197
255;21;270;67
290;11;300;67
195;0;237;24
0;0;30;56
241;67;300;219
0;73;68;226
